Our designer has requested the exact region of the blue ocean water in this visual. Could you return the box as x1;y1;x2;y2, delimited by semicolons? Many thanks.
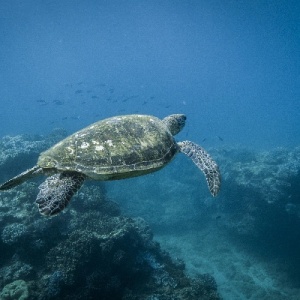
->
0;1;300;299
0;0;299;149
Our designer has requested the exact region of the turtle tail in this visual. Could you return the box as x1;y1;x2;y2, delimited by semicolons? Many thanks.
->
35;172;85;216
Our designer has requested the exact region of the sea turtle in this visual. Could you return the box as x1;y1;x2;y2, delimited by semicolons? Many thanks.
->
0;114;221;216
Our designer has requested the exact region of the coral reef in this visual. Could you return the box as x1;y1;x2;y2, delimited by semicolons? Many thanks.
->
1;224;29;245
2;133;300;299
0;185;220;299
224;146;300;204
0;132;220;299
0;279;29;300
213;146;300;238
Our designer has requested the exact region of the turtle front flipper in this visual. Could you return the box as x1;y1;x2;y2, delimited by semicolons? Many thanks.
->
36;172;85;216
178;141;221;197
0;166;43;191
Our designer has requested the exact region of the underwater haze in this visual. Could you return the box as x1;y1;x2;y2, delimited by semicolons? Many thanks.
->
0;0;299;149
1;1;300;300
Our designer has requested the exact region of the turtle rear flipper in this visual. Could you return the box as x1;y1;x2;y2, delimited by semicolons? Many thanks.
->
0;166;43;191
178;141;221;197
36;172;85;216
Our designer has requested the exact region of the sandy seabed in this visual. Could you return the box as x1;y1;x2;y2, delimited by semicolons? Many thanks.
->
155;225;300;300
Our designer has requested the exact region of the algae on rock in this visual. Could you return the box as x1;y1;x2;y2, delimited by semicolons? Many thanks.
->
0;279;29;300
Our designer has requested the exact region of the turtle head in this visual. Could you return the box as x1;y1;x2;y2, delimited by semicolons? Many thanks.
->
162;114;186;136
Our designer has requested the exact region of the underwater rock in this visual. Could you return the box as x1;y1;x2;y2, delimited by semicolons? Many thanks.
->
42;212;220;299
0;171;220;299
0;279;29;300
42;270;64;298
207;146;300;236
0;259;33;287
226;146;300;205
1;223;29;245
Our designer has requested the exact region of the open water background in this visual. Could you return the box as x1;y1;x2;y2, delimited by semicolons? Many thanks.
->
0;0;299;149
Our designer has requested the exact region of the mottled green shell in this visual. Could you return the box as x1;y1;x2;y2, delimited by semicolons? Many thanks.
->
38;115;178;180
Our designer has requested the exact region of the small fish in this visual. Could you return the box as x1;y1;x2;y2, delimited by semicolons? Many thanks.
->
202;138;207;142
62;117;68;120
53;100;64;105
217;136;224;141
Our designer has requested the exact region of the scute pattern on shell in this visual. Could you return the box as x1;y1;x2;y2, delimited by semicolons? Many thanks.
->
38;115;178;180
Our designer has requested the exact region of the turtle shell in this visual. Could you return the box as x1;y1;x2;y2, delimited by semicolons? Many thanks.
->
38;115;178;180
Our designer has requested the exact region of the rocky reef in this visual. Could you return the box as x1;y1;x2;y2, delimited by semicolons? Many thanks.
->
214;146;300;238
0;133;220;299
1;132;300;299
